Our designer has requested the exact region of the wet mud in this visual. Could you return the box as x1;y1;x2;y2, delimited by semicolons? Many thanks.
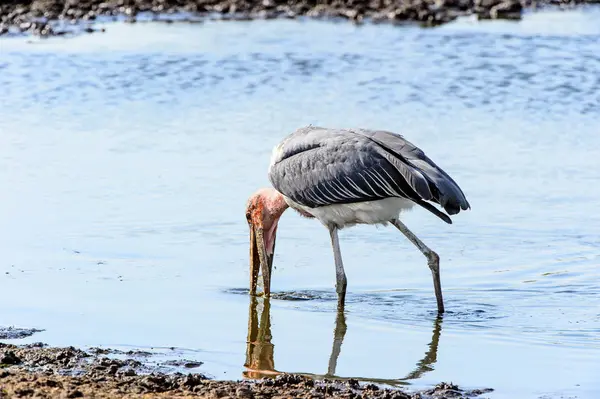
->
0;369;492;398
0;341;492;398
1;300;493;398
0;0;597;37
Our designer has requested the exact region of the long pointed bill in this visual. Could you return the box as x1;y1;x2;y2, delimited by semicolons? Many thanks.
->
249;223;261;295
268;232;276;276
254;226;272;297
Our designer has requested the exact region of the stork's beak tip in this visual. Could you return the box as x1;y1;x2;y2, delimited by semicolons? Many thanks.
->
249;222;261;296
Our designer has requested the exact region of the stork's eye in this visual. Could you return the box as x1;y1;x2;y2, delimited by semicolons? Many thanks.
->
245;212;252;222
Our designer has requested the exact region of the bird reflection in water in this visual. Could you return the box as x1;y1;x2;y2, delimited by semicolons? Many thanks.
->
243;296;277;378
243;296;443;385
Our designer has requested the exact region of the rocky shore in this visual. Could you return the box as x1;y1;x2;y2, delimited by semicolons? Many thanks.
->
0;0;597;37
0;342;493;399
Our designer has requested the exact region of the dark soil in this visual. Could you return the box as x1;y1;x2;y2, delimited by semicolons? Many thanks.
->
0;0;598;37
0;342;493;399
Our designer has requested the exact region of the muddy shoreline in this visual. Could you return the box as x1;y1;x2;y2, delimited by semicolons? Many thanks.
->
0;342;493;399
1;0;598;37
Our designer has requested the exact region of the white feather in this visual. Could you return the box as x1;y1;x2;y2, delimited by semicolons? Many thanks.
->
283;196;415;229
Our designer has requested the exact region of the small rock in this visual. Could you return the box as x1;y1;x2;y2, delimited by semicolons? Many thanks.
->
347;378;360;389
45;379;62;388
89;347;113;355
235;386;252;398
67;389;84;398
14;388;34;396
182;373;205;388
163;359;203;369
24;342;46;348
0;350;22;365
475;0;500;8
490;0;522;19
18;21;31;31
117;367;137;376
83;11;97;20
208;388;228;398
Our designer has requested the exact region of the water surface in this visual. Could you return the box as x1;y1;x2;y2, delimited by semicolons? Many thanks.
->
1;8;599;399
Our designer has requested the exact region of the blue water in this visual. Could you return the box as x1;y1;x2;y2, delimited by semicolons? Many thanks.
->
1;7;599;399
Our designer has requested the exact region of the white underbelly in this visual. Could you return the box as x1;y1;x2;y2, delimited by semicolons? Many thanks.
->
284;196;415;229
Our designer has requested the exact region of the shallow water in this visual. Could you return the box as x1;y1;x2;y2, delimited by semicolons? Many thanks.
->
1;7;600;398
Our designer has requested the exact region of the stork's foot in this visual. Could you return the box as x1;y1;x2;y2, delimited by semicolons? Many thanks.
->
427;251;444;314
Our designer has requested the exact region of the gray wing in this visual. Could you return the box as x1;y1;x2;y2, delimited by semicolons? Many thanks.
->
268;126;470;223
353;128;471;215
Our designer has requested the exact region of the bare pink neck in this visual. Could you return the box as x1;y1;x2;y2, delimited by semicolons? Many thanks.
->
264;188;289;220
259;188;288;255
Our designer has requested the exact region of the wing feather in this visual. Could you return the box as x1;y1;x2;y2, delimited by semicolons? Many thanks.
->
268;126;470;222
353;128;471;214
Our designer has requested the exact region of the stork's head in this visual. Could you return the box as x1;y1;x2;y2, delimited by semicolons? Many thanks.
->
245;188;288;297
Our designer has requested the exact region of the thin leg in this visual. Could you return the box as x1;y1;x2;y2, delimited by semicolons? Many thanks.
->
328;226;347;310
391;219;444;314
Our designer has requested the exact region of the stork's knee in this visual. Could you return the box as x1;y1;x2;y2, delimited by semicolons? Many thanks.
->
426;251;440;271
336;273;347;294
